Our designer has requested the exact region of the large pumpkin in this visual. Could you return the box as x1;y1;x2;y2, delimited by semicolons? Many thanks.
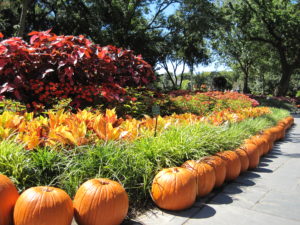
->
241;143;260;169
202;156;226;188
215;151;241;181
182;160;216;197
74;178;128;225
13;186;73;225
151;167;197;211
0;174;19;225
235;149;249;173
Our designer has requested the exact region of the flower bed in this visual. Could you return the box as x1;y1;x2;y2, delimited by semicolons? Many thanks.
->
0;111;294;224
0;107;291;216
0;107;270;149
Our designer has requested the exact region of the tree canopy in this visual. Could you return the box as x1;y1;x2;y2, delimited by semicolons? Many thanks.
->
0;0;299;96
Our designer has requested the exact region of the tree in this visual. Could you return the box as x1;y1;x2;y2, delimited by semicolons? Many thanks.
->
0;0;179;67
212;25;262;93
227;0;300;96
158;0;219;90
17;0;31;37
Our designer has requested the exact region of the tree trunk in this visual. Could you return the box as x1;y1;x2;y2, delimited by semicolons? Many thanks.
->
243;72;250;94
274;67;292;96
261;73;265;95
17;0;30;37
190;65;194;91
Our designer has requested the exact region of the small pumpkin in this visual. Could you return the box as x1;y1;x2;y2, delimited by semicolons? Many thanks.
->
202;156;226;188
268;126;284;141
215;151;241;181
277;121;287;136
74;178;128;225
182;160;216;197
235;149;249;173
13;186;73;225
285;116;294;128
261;131;274;153
263;129;276;143
246;136;265;157
0;174;19;225
241;143;260;169
151;167;197;211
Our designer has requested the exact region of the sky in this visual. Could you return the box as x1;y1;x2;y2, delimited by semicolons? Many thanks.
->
155;62;228;75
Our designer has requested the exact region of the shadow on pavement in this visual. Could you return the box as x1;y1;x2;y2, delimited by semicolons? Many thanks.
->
258;162;269;167
260;158;273;163
252;167;273;173
189;205;216;219
165;205;217;219
210;193;233;205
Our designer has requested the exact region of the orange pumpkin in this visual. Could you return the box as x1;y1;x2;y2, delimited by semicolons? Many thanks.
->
74;178;128;225
246;136;265;157
215;151;241;181
256;135;270;156
268;126;284;141
0;174;19;225
151;167;197;211
277;120;288;129
263;129;276;142
202;156;226;188
286;116;294;128
241;143;260;169
182;160;216;197
235;149;249;173
261;131;274;153
277;121;286;139
13;186;73;225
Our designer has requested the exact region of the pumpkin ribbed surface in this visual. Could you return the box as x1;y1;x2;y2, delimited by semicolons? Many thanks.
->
261;132;274;153
74;178;128;225
151;167;197;211
202;156;226;188
241;144;260;169
277;122;287;139
182;160;216;197
13;186;73;225
215;151;241;181
286;116;294;128
0;174;19;225
268;126;284;141
247;136;265;157
235;149;249;173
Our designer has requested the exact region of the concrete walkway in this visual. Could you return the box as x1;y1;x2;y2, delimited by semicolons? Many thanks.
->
132;115;300;225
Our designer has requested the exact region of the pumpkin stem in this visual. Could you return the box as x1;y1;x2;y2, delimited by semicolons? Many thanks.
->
172;168;179;173
42;187;52;192
100;181;110;185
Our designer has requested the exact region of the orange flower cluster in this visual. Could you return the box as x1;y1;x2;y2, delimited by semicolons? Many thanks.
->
0;107;271;149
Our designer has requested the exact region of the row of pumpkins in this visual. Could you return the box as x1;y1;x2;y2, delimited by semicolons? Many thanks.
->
151;116;294;210
0;116;294;225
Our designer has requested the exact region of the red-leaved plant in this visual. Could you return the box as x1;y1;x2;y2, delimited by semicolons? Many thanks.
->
0;30;155;110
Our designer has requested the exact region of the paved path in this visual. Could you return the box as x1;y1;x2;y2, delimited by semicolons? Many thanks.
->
132;115;300;225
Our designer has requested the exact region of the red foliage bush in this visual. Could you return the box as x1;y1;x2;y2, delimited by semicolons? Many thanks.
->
0;30;155;109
